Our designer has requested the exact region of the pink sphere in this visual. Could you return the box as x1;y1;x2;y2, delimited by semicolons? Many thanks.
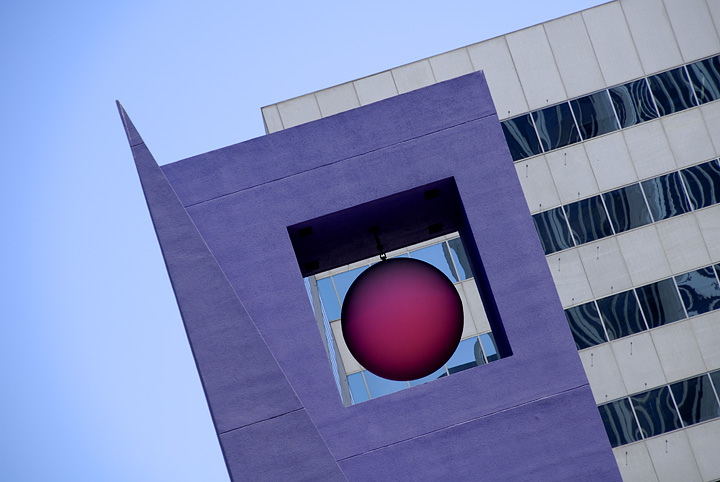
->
341;257;463;381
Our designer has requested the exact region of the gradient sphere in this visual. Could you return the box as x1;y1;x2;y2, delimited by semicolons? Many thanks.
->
341;257;463;381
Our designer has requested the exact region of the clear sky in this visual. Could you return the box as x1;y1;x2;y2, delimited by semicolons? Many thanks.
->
1;1;607;480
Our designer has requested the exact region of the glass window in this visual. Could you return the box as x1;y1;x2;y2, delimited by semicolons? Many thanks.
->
570;91;619;140
565;195;613;245
631;386;682;438
564;302;607;349
710;370;720;396
501;114;543;161
635;279;686;329
641;172;691;221
647;67;697;116
410;242;459;282
408;365;447;387
317;276;341;320
532;207;574;255
675;267;720;316
680;160;720;210
602;184;652;234
597;291;646;340
479;333;499;362
608;79;658;128
687;56;720;105
598;398;643;447
532;102;581;151
448;237;471;280
347;372;370;403
446;337;485;375
363;371;408;398
670;374;720;427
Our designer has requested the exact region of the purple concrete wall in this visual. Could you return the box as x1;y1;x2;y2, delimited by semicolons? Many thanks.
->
123;72;622;481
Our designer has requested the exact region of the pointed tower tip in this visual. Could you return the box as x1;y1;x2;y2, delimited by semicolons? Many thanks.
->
116;100;144;148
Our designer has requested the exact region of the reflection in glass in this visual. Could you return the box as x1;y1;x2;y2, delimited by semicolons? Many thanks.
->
710;370;720;397
647;67;697;116
447;337;485;375
675;267;720;316
608;79;658;128
501;114;543;161
570;91;619;139
641;172;691;221
317;277;341;320
635;279;686;329
410;242;459;282
347;372;370;403
363;371;408;398
409;365;447;387
564;302;607;349
602;184;652;234
479;333;499;362
670;375;720;427
332;265;369;306
448;237;471;280
680;160;720;210
597;291;646;340
631;386;682;438
532;102;581;151
598;398;643;447
687;56;720;104
565;195;613;244
532;207;574;255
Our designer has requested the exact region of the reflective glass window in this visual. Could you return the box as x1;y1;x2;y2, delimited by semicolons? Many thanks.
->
602;184;652;234
332;265;369;306
479;333;499;362
409;365;447;387
635;279;686;329
680;160;720;210
447;337;485;375
532;102;581;151
647;67;697;116
598;398;643;447
597;291;646;340
641;172;691;221
347;372;370;403
532;207;574;255
670;375;720;427
565;195;613;245
564;301;607;349
687;56;720;104
675;267;720;316
317;276;341;320
570;91;619;139
448;237;471;280
410;242;459;282
631;386;682;438
608;79;658;128
501;114;543;161
710;370;720;395
363;371;408;398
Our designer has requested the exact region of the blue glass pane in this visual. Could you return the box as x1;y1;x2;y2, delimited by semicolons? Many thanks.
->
317;277;341;321
570;91;619;140
532;207;574;255
608;79;658;128
565;195;613;244
501;114;543;161
648;67;697;116
447;337;484;374
670;374;720;427
711;370;720;398
448;237;471;280
631;386;682;438
675;267;720;316
333;265;369;306
635;279;686;329
564;302;607;350
680;160;720;210
532;102;581;151
347;372;370;403
598;398;643;447
363;371;408;398
409;365;447;387
479;333;499;362
602;184;652;234
410;242;458;282
687;56;720;105
641;172;691;221
597;291;646;340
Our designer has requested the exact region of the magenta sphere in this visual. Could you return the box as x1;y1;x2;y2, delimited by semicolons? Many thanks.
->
341;257;464;381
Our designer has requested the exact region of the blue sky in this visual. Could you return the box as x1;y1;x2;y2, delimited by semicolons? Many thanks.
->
1;1;606;480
